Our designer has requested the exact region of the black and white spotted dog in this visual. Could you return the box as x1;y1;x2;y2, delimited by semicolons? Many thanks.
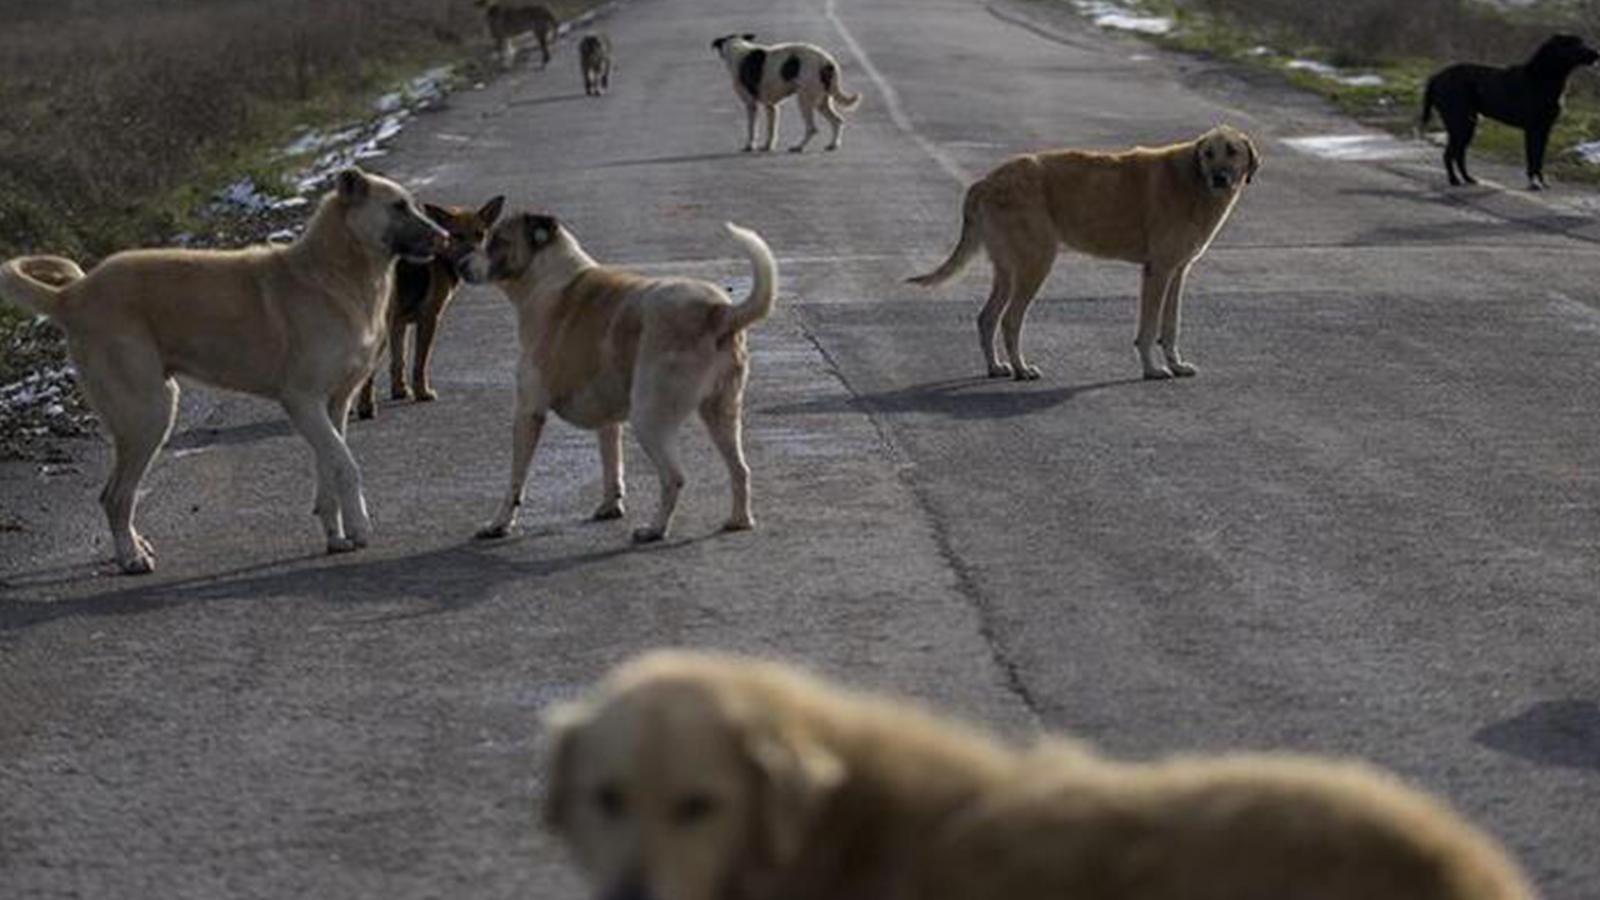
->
711;34;861;153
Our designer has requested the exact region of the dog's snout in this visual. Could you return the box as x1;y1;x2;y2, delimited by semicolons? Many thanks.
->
1211;173;1232;190
602;879;654;900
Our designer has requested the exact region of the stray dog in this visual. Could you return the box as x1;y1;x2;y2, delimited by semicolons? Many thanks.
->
357;196;504;420
711;34;861;153
579;33;611;96
1424;34;1599;190
909;126;1258;381
477;0;559;69
458;214;775;543
544;651;1536;900
0;170;447;574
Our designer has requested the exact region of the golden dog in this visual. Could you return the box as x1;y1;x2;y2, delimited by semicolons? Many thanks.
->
458;214;776;544
0;169;447;574
543;652;1534;900
910;126;1259;381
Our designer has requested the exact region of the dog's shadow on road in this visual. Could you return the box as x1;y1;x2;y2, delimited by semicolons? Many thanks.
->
1473;699;1600;772
762;375;1144;422
0;537;639;632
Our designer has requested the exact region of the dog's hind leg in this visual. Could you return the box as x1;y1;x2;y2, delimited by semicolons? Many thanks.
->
1157;263;1197;377
629;373;699;543
700;370;753;532
412;318;439;401
999;244;1056;381
478;363;550;539
83;354;178;575
592;423;626;521
1525;125;1552;190
1136;263;1180;379
790;91;821;153
1444;115;1477;186
820;95;845;151
977;264;1014;379
389;320;411;401
283;396;370;553
357;373;378;420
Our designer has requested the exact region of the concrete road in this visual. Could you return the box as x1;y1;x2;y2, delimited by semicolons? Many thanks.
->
3;0;1597;896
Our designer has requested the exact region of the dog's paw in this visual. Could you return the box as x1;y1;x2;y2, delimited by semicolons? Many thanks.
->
356;405;375;420
741;145;755;153
1013;364;1043;381
326;535;361;555
722;516;755;533
788;145;806;154
987;362;1014;379
475;523;511;541
825;143;841;152
415;387;438;402
631;526;666;545
391;386;413;401
1143;366;1176;381
1168;360;1198;377
592;500;626;521
119;555;155;576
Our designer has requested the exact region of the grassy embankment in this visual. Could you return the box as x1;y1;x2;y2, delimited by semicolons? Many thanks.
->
1078;0;1600;181
0;0;599;456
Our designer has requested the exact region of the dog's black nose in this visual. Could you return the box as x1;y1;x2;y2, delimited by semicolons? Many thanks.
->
1211;174;1231;189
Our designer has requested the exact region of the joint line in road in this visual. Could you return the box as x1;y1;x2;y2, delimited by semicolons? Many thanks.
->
823;0;970;185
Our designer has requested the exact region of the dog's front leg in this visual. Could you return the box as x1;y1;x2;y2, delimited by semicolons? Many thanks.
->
1525;125;1552;190
743;101;759;152
285;396;371;552
478;364;550;539
762;103;781;152
1157;263;1197;377
592;423;626;521
1136;263;1179;380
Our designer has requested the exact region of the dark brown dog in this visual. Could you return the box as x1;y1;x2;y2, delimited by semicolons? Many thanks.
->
358;196;503;420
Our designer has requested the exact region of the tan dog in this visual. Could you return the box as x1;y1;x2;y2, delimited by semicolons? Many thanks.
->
357;196;504;419
544;651;1535;900
477;0;559;69
910;126;1259;381
459;214;775;544
0;169;447;574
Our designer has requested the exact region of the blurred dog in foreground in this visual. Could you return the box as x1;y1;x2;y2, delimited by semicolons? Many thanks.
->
477;0;559;68
544;651;1533;900
910;126;1259;381
358;196;504;419
1423;34;1599;190
711;34;861;153
0;169;446;574
458;214;775;543
580;33;612;96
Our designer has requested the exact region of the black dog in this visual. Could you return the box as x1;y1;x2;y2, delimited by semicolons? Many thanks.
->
1422;34;1598;190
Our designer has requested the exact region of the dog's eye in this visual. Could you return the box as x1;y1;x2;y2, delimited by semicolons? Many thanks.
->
671;793;718;826
594;784;627;821
1225;144;1237;157
1204;149;1215;160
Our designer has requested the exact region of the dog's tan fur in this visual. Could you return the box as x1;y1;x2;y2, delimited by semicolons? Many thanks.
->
477;0;559;68
460;214;776;544
545;651;1535;900
0;169;446;574
910;126;1259;381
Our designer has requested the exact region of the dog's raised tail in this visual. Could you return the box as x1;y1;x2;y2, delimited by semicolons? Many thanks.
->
821;63;861;110
907;189;982;288
720;222;777;335
0;256;86;319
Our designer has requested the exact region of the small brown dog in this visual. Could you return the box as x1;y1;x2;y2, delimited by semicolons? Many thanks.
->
358;196;503;420
579;33;611;96
911;126;1258;381
544;651;1534;900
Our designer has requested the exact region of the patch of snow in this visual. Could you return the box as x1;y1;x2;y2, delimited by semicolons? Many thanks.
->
1572;140;1600;165
1072;1;1174;35
1283;133;1421;162
1246;45;1275;57
1286;59;1385;88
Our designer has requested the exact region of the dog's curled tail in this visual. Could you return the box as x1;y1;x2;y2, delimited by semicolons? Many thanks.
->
821;63;861;110
719;222;777;336
907;188;982;288
0;256;86;319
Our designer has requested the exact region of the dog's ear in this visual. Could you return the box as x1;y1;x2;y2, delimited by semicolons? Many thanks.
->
540;700;593;831
478;195;506;226
336;168;369;200
1244;135;1261;184
422;203;451;226
745;727;844;865
523;213;558;248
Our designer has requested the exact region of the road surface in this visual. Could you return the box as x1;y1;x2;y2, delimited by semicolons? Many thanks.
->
2;0;1597;897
